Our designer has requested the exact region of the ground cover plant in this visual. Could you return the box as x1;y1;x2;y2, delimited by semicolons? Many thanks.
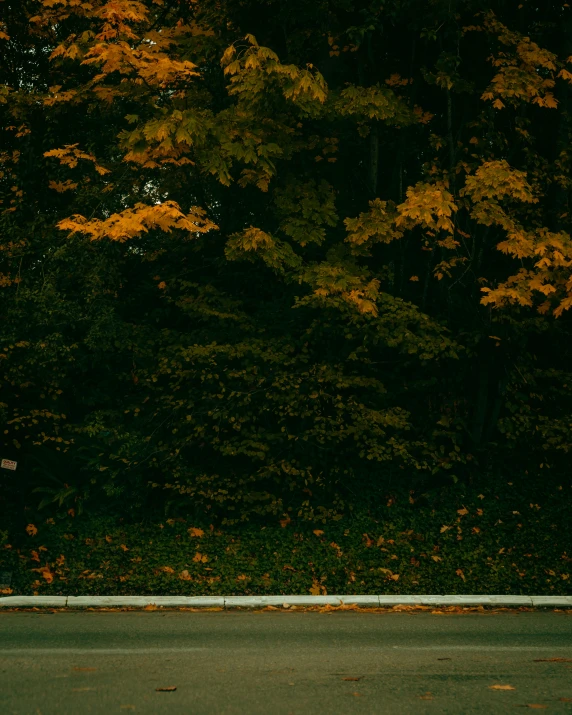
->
1;477;570;596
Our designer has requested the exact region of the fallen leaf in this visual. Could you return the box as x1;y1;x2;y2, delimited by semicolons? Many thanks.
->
489;684;515;691
362;533;373;547
456;568;466;581
279;515;291;528
179;570;192;581
26;524;38;537
431;555;442;562
376;536;384;546
457;507;469;516
105;535;113;543
31;565;54;584
440;525;451;533
533;658;572;663
159;566;175;574
418;692;433;700
56;554;65;566
120;544;129;551
313;530;324;537
30;550;40;562
155;686;176;692
188;527;204;538
144;604;157;611
342;677;363;681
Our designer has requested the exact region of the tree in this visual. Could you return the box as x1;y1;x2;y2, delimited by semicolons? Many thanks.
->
1;0;571;522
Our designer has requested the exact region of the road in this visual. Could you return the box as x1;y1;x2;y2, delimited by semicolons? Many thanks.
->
1;610;571;714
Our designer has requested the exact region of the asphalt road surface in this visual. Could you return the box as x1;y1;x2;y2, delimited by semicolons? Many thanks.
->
1;610;572;714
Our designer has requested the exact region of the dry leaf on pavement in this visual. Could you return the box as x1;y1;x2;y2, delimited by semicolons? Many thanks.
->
418;692;433;700
489;684;515;691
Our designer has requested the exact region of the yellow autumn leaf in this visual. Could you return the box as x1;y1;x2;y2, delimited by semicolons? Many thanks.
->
313;529;324;536
26;524;38;536
188;527;204;538
489;684;515;691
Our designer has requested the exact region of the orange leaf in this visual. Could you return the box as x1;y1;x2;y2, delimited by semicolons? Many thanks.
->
456;569;466;581
179;570;192;581
188;527;204;538
279;515;291;528
489;684;515;691
313;529;324;537
26;524;38;537
457;507;469;516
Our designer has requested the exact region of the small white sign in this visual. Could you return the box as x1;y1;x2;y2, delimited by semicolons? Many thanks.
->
1;459;17;471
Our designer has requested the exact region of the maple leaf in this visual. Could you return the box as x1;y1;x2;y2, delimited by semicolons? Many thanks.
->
31;565;54;584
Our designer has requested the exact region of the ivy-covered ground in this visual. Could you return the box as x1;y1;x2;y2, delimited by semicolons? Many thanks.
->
1;478;571;597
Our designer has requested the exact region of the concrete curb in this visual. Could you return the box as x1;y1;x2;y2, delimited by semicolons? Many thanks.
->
1;594;571;609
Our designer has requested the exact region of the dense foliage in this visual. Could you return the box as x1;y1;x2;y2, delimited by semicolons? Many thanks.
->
1;0;572;525
2;478;570;596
